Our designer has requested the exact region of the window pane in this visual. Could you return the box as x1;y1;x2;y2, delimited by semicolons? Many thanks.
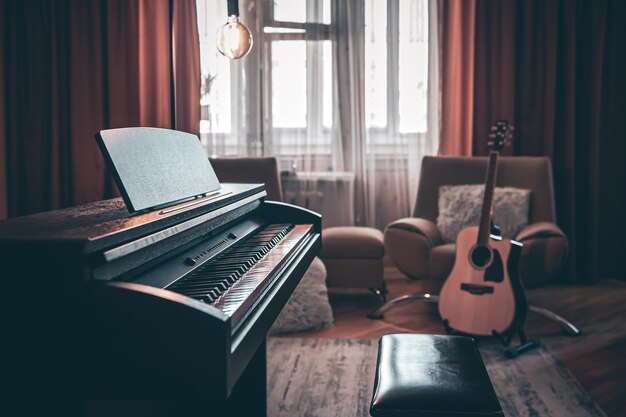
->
272;41;307;128
273;0;331;24
399;0;428;133
322;0;331;24
365;0;387;129
274;0;306;23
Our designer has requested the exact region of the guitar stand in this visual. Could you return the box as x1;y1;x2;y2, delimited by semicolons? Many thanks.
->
528;305;582;336
367;293;439;319
499;304;584;358
371;296;581;336
443;321;541;359
497;329;541;359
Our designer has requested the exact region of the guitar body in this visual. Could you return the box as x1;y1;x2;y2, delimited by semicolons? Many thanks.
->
438;226;527;337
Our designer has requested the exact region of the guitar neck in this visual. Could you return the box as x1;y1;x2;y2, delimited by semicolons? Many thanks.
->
478;151;499;245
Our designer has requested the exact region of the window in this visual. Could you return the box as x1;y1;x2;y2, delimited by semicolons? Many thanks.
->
197;0;431;160
262;0;334;160
365;0;429;153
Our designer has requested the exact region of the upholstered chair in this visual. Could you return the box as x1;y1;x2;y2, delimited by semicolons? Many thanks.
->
210;157;285;201
385;156;568;289
372;156;580;336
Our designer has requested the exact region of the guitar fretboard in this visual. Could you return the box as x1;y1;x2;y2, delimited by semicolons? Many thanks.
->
477;151;499;245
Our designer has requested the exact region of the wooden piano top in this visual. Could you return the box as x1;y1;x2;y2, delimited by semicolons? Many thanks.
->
0;183;265;252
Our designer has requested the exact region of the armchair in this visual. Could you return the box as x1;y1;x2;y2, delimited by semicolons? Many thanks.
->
386;156;568;287
370;156;580;336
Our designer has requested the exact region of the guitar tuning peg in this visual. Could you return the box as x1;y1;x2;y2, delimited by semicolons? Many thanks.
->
488;133;496;139
491;126;497;131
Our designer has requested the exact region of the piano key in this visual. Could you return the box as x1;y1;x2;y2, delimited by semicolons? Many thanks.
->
167;223;296;302
211;224;313;326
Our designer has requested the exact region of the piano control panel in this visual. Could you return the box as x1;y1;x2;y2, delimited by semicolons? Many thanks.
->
131;217;266;289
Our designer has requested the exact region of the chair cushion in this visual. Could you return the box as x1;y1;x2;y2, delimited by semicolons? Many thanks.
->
370;334;503;417
437;185;531;243
320;227;384;259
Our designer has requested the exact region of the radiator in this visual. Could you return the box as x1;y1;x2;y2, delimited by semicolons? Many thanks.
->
281;171;355;228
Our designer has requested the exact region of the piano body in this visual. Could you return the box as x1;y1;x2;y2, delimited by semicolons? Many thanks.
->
0;183;321;415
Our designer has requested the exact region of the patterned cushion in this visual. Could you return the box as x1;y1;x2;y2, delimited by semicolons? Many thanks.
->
437;185;531;243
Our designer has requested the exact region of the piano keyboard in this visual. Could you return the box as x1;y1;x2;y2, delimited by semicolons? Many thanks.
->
167;223;313;325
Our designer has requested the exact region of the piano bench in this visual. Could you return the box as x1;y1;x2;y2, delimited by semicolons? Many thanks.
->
370;334;503;417
319;226;385;294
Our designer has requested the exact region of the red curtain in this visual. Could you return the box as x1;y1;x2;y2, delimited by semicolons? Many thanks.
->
440;0;626;281
438;0;476;156
0;0;200;218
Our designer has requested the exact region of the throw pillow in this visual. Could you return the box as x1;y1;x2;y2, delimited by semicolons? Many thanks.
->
271;257;334;334
437;185;531;243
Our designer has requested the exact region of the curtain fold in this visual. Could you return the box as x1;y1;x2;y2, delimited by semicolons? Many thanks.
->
471;0;517;155
173;1;201;136
0;0;200;217
438;0;475;156
334;0;366;224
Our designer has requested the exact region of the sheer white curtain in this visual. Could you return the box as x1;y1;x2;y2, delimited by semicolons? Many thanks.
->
334;0;439;229
197;0;439;230
259;2;351;226
197;0;260;157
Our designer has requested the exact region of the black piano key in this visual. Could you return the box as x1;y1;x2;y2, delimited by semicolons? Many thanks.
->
166;223;297;304
173;283;226;295
173;281;229;292
202;293;217;303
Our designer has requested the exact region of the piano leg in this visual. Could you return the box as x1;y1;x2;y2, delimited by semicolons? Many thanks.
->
218;339;267;417
179;339;268;416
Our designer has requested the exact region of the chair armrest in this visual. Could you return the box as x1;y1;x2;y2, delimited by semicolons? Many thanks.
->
515;222;569;288
386;218;443;248
385;218;442;280
515;222;566;242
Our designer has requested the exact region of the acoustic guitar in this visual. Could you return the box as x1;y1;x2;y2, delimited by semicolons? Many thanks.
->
438;121;528;339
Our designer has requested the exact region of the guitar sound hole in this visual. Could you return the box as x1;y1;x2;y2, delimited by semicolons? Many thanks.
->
470;245;493;269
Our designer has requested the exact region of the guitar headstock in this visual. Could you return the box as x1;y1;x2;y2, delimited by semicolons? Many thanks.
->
488;120;514;151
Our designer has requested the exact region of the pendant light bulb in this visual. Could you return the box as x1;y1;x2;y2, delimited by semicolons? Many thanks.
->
216;1;253;60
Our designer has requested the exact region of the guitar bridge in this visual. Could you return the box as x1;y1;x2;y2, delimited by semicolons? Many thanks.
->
460;283;494;295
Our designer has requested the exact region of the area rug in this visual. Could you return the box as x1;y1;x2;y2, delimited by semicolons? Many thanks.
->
267;337;607;417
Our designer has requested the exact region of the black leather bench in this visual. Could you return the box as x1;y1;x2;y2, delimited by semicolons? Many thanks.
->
370;334;503;417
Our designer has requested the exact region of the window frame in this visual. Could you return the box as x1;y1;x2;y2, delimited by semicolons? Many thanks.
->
260;0;335;159
197;0;431;160
365;0;429;156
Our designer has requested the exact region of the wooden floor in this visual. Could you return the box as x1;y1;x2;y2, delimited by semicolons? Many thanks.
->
281;267;626;417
